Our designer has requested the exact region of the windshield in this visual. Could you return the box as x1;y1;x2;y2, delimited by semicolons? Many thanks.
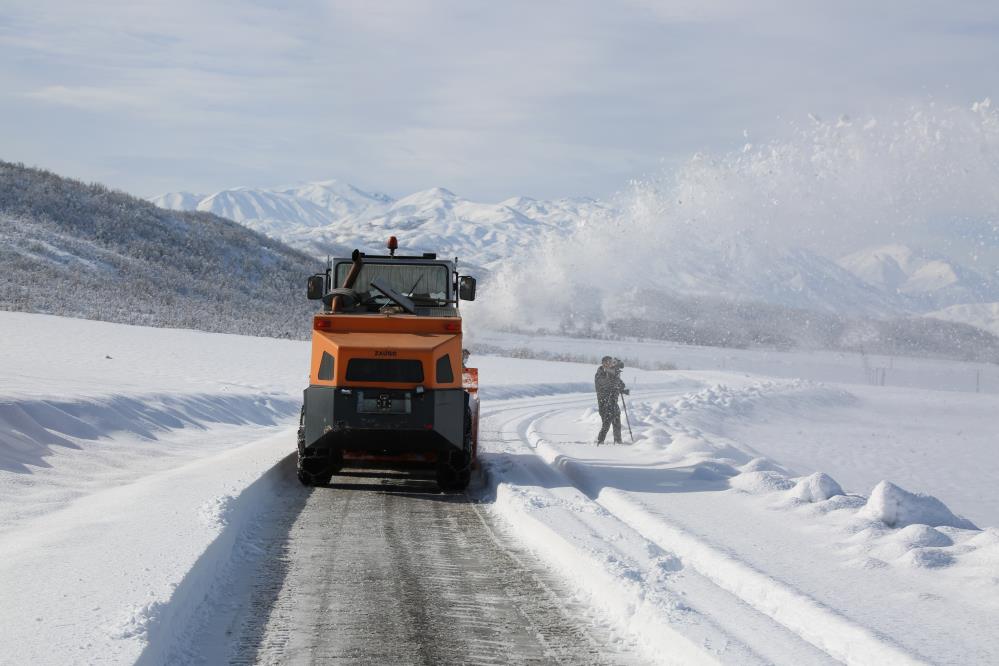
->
335;261;450;306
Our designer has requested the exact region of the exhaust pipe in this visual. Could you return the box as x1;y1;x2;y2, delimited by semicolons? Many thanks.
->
330;249;364;313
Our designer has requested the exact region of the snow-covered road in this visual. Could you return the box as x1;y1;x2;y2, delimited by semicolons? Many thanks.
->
3;313;998;664
211;469;644;665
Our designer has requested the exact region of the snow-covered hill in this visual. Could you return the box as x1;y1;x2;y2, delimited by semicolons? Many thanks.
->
926;301;999;336
1;161;316;338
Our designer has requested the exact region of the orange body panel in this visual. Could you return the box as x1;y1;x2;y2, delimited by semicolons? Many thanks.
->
309;314;464;390
315;314;460;334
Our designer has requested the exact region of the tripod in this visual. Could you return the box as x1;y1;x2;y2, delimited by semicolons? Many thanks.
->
620;391;634;444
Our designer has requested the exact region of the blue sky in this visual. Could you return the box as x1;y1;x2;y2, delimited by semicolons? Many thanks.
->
2;0;999;200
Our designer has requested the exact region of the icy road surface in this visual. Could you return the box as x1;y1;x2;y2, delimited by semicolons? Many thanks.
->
218;470;643;665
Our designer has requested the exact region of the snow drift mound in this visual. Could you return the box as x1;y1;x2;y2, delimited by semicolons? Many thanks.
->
624;388;987;574
861;480;978;530
789;472;844;503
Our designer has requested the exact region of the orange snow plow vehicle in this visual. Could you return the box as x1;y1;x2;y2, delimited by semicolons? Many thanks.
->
296;237;480;491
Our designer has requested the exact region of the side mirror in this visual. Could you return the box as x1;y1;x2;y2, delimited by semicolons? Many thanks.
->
307;274;325;300
458;276;476;301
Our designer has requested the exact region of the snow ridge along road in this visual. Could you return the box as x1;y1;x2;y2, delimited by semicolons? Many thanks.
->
479;388;836;665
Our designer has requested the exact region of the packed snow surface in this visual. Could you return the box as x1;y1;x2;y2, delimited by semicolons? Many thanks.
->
2;312;998;663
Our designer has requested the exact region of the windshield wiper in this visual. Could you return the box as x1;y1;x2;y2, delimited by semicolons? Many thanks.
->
370;277;417;314
405;274;424;297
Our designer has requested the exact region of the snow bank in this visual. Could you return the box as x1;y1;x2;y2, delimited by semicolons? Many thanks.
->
135;453;304;665
478;335;999;661
958;528;999;579
0;428;298;665
722;452;981;571
479;452;721;664
628;381;856;447
740;456;790;474
522;430;925;666
510;378;995;661
634;382;977;531
0;392;297;473
862;481;978;530
593;381;990;580
855;524;957;570
0;314;311;664
730;469;846;505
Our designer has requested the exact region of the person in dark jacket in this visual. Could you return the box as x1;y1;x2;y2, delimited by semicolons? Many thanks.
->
595;356;628;444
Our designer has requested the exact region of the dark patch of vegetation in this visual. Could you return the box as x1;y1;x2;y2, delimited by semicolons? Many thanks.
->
602;290;999;363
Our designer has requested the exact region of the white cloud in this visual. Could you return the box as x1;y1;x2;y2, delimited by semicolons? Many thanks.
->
24;85;150;111
2;0;999;200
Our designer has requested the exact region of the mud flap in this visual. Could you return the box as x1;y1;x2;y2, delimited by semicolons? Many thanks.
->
436;402;473;492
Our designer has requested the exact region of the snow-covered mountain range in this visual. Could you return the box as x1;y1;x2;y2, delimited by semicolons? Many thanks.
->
836;244;999;333
152;181;999;335
152;181;609;273
838;244;999;310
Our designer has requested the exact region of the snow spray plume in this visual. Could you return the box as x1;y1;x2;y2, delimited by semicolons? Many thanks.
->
467;100;999;332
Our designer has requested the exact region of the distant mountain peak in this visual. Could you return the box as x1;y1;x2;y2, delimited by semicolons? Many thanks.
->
278;179;394;203
500;195;538;207
838;243;999;308
149;191;205;210
402;186;457;200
